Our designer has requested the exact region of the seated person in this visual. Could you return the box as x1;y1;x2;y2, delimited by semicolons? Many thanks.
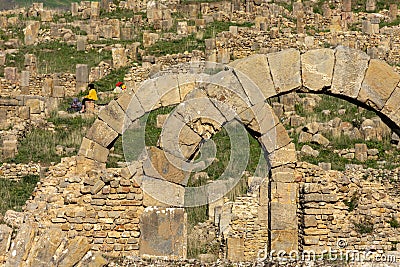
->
67;98;82;113
80;84;98;113
113;81;126;94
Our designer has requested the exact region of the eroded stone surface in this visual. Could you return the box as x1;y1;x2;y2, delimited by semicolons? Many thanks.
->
301;48;334;91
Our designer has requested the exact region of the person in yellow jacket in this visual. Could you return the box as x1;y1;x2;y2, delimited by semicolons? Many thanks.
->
80;83;98;113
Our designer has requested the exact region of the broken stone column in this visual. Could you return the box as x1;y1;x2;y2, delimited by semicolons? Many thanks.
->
20;70;30;95
24;54;37;74
389;4;398;22
121;27;133;40
177;21;188;35
90;1;100;19
42;78;53;96
76;64;89;93
24;21;40;45
4;67;18;83
342;0;352;12
110;19;121;39
112;47;128;68
292;2;304;17
365;0;376;12
77;36;87;51
362;20;372;34
296;13;305;34
355;143;368;162
71;2;79;16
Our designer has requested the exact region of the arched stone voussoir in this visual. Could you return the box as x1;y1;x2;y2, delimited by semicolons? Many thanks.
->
229;54;276;104
98;100;131;134
267;143;297;168
301;48;335;92
381;84;400;125
267;48;301;94
259;123;292;154
78;137;109;163
135;79;162;112
116;89;145;122
85;119;119;148
141;175;185;207
238;101;280;135
329;45;370;98
357;59;400;110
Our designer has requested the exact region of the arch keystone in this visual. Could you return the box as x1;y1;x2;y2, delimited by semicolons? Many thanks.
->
330;46;370;98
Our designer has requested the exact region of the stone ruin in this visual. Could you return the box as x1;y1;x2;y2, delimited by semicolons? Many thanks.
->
1;47;400;265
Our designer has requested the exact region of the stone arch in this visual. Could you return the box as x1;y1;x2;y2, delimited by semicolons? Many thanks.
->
77;46;400;256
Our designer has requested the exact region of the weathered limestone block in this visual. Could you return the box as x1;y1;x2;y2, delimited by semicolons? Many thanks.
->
26;228;64;267
227;237;245;261
86;119;119;148
76;64;89;92
0;225;12;260
78;137;109;163
382;85;400;125
112;47;128;69
40;10;52;22
77;251;108;267
57;236;90;267
25;98;43;114
154;75;181;107
229;54;276;104
259;124;291;153
270;203;297;230
142;176;185;207
4;67;18;83
355;143;368;162
140;207;187;259
77;36;87;51
203;69;251;114
239;102;280;135
24;21;40;45
135;79;161;112
267;49;301;93
271;182;298;204
42;78;53;96
271;165;295;183
301;49;334;91
268;143;297;168
5;223;37;267
357;59;400;110
116;90;145;122
330;46;370;98
52;86;65;98
271;230;298;252
159;114;202;159
304;193;338;202
98;100;128;134
143;146;190;185
90;1;100;18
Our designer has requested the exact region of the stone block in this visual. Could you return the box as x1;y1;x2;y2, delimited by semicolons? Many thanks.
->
5;223;37;267
24;21;40;45
301;48;334;91
76;64;89;92
270;203;297;230
135;79;161;112
86;119;119;148
4;67;18;83
260;124;291;153
77;36;87;51
330;46;370;98
140;207;187;259
78;137;109;163
239;102;280;135
227;237;245;261
267;49;301;93
143;146;190;186
271;229;298;253
142;176;185;207
229;54;276;104
271;165;295;182
26;228;64;267
52;86;65;98
18;106;30;120
57;236;90;267
98;100;128;134
268;143;297;168
357;59;400;110
112;48;128;69
304;193;338;202
355;143;368;162
25;98;43;114
116;90;145;122
42;78;53;96
271;182;298;204
0;225;12;258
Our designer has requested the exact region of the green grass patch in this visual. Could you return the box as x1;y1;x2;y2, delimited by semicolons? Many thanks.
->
5;41;112;74
0;175;39;216
8;114;95;165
